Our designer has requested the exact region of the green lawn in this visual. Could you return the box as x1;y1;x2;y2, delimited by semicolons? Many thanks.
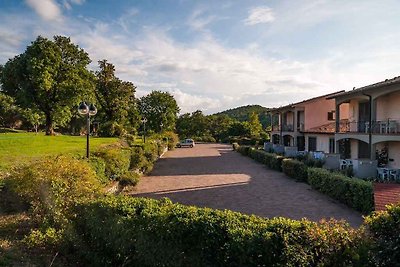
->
0;132;119;170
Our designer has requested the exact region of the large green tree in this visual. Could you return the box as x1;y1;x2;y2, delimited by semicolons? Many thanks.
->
96;59;138;136
0;93;20;128
1;36;95;135
138;91;180;133
248;112;263;137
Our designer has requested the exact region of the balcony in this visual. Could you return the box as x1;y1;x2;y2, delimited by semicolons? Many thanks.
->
271;124;294;132
337;119;400;134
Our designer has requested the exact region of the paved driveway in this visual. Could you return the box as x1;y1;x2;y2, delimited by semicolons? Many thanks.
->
129;143;363;227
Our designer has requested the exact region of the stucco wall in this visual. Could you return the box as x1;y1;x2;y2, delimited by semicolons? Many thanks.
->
303;99;349;130
388;142;400;168
304;134;334;153
376;91;400;121
350;139;358;159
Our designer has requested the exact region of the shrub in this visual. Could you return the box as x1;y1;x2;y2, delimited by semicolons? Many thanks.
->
365;204;400;266
307;168;374;214
119;171;140;187
88;156;107;184
130;146;153;174
282;159;308;182
163;131;179;150
6;156;101;227
93;145;131;180
73;195;367;266
98;121;127;137
237;145;252;156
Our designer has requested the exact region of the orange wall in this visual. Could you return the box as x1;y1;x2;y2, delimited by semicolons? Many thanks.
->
302;98;349;130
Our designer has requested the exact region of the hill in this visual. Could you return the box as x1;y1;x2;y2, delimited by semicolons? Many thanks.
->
214;105;271;127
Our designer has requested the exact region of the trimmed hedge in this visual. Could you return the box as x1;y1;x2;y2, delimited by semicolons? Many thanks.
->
73;195;367;267
282;159;308;182
307;168;374;214
248;149;284;171
365;204;400;266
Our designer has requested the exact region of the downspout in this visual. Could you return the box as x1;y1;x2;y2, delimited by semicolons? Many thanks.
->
362;92;373;160
279;111;283;145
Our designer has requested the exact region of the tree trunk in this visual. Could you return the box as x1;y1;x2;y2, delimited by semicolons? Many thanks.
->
45;113;55;135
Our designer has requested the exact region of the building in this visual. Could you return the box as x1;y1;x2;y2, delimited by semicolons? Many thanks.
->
269;91;349;153
328;77;400;172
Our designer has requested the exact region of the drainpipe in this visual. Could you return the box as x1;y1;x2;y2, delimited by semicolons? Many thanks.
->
362;92;373;160
280;111;283;145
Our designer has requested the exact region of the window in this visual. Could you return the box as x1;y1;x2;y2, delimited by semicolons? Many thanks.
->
327;111;335;121
308;137;317;151
329;138;335;153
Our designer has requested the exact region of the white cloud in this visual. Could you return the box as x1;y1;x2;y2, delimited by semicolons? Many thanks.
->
25;0;62;21
244;6;275;25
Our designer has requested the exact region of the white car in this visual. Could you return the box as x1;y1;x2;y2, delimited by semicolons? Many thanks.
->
177;139;195;148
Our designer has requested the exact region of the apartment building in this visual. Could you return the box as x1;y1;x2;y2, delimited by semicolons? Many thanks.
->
328;76;400;170
269;91;349;153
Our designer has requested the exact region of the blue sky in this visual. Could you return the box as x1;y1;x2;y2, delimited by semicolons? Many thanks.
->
1;0;400;114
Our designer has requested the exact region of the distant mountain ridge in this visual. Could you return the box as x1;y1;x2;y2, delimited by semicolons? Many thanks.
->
214;105;271;127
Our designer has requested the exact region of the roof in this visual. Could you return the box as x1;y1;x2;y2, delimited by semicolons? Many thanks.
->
270;90;344;112
303;119;349;134
327;76;400;99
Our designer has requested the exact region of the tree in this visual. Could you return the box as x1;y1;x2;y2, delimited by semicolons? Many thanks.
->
1;36;95;135
138;91;180;133
0;93;20;128
95;60;138;136
248;112;263;137
21;108;45;133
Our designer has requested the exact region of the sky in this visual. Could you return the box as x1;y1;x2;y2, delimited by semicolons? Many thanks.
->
1;0;400;114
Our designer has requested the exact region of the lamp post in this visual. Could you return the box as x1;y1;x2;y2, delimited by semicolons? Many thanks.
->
160;122;163;133
141;117;147;143
78;102;97;158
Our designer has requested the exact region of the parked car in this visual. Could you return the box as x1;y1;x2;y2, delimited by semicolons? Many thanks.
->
177;139;195;148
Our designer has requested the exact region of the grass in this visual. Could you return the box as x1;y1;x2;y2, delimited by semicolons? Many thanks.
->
0;131;119;170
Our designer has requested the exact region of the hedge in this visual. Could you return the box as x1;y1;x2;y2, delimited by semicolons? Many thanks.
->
365;204;400;266
282;159;308;182
248;149;284;171
72;195;367;267
307;168;374;214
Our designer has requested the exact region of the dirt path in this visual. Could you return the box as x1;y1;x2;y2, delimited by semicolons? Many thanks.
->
129;143;363;227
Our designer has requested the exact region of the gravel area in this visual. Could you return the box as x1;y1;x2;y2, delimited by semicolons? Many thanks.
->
129;143;363;227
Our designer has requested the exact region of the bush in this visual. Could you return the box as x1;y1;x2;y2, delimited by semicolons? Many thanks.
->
282;159;308;182
88;156;107;184
163;131;179;150
119;171;140;187
93;145;131;180
97;121;127;137
307;168;374;214
365;204;400;266
6;156;101;227
237;145;252;156
130;146;153;174
73;195;367;266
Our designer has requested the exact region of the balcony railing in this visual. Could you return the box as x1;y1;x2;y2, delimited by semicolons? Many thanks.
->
337;119;400;134
271;124;294;132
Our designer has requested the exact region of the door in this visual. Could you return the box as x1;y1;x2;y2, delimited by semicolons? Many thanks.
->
358;102;370;132
358;140;370;159
297;136;305;151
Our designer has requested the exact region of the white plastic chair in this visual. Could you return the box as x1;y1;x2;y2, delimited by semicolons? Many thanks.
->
377;168;389;180
389;169;399;181
345;159;353;168
388;120;397;134
340;160;347;170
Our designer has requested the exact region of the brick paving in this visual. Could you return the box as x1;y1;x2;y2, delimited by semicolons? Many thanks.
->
129;143;363;227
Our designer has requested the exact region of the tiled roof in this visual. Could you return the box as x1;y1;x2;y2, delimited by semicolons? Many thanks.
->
303;119;349;134
270;90;344;112
327;76;400;99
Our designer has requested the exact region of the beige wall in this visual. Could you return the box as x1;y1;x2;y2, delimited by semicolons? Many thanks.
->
376;141;400;168
350;139;358;159
304;134;334;153
376;91;400;121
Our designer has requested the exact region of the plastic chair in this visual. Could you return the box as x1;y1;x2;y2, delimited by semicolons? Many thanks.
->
340;160;347;170
389;169;399;181
388;120;397;134
345;159;353;168
377;168;389;180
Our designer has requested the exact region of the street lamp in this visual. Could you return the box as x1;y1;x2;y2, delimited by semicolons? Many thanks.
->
160;122;163;133
141;117;147;143
78;102;97;158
